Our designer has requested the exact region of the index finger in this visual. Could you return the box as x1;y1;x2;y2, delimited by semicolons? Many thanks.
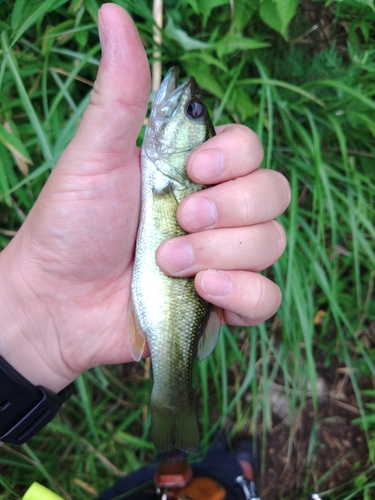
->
186;124;264;184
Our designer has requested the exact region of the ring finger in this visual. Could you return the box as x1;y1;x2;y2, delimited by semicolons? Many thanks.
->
156;220;286;277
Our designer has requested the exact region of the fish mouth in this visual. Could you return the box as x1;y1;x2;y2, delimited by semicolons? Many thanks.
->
161;67;181;101
154;67;200;112
153;67;180;108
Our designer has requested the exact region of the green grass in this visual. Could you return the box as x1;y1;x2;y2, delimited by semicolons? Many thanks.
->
1;0;375;499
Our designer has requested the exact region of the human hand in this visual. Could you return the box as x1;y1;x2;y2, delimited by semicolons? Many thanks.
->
0;4;150;392
0;4;290;393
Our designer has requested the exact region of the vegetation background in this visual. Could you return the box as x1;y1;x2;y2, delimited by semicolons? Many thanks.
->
1;0;374;498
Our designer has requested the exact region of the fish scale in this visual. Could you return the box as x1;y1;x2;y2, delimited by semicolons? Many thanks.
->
129;67;222;453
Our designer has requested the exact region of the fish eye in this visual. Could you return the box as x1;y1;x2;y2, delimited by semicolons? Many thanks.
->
186;100;204;118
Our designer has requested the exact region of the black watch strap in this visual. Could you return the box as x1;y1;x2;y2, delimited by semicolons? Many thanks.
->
0;355;71;445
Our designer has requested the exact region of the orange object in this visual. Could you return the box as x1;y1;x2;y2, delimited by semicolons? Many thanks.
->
175;476;226;500
154;457;192;488
154;457;227;499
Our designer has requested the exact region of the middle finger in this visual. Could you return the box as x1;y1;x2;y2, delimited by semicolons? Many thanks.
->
177;168;290;232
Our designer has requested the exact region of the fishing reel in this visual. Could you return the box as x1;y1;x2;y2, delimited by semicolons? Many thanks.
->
153;456;226;500
153;456;262;500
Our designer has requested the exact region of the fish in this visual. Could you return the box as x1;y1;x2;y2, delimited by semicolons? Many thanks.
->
128;67;222;453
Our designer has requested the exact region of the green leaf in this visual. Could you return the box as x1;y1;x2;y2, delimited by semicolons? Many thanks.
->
1;31;52;160
310;79;375;112
10;0;27;29
354;473;369;488
164;16;212;51
239;77;326;107
215;33;269;57
184;0;199;12
199;0;229;26
75;28;89;47
71;0;85;13
182;58;224;99
259;0;298;38
233;0;259;33
184;0;229;25
180;51;228;72
115;431;155;450
213;58;246;124
0;156;11;205
11;0;69;46
0;123;33;176
353;0;375;13
84;0;100;23
230;87;258;121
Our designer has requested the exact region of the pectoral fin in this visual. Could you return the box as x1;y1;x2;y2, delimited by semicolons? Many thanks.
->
197;305;223;361
127;298;146;362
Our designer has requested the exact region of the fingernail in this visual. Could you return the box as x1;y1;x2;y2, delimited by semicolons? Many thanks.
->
190;149;224;182
98;8;107;55
181;197;217;231
202;270;232;296
158;240;194;272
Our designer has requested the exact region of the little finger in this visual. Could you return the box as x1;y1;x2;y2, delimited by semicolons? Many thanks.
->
195;269;282;326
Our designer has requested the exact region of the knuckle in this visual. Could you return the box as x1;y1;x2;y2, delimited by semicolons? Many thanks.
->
270;220;287;257
222;273;282;326
249;278;282;322
224;124;264;166
275;171;291;210
251;274;268;313
89;85;101;107
236;181;256;224
242;127;264;166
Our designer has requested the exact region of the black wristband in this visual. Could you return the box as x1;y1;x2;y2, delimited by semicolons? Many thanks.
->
0;355;71;445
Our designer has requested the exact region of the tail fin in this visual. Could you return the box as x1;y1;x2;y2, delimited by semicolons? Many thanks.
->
151;404;200;453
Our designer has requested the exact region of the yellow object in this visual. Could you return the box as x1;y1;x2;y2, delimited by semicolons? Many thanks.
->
23;482;63;500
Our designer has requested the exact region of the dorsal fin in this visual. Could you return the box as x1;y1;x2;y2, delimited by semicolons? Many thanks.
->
127;298;146;361
197;305;223;361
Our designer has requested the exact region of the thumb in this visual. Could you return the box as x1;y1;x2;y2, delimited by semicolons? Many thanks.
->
65;3;150;168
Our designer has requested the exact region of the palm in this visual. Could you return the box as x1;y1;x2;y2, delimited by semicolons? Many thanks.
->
20;144;144;374
37;148;141;286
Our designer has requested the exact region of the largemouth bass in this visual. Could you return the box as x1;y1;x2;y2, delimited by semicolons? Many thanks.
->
129;67;222;453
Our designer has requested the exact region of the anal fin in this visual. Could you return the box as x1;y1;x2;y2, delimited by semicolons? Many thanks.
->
197;305;223;361
127;298;146;362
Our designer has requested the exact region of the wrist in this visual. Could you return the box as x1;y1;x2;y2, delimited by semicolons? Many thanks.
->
0;238;75;393
0;353;72;444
